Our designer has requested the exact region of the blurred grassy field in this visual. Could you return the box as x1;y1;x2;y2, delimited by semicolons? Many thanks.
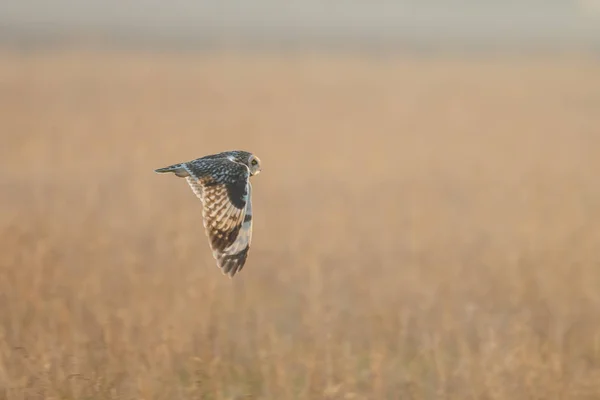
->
1;49;600;399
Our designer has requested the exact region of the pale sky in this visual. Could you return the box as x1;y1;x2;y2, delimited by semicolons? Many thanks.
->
0;0;598;47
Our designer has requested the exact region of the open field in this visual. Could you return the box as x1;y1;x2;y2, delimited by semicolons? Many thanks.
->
1;50;600;399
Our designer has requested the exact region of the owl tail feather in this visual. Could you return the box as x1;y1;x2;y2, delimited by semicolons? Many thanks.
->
154;163;190;178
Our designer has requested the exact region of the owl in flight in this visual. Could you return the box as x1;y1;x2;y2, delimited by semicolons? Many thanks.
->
155;150;261;278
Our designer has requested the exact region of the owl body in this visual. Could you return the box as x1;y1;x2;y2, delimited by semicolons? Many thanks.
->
155;150;261;277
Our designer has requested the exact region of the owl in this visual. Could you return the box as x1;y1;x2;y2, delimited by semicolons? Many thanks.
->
155;150;261;278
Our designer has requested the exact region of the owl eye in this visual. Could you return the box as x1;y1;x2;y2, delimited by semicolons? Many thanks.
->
251;159;258;166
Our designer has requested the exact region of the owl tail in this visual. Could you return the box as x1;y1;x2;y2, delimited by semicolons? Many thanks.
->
154;163;190;178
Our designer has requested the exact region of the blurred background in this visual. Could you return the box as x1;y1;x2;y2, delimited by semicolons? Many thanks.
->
2;0;600;51
1;1;600;399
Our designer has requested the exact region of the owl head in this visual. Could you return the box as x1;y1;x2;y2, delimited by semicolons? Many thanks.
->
226;150;262;176
247;154;262;176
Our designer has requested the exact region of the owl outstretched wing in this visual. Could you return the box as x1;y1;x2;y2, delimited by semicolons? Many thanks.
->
185;159;253;277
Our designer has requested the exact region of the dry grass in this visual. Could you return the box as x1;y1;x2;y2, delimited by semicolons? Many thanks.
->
1;49;600;399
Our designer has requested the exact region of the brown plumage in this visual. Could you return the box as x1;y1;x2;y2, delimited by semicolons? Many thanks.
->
155;150;261;277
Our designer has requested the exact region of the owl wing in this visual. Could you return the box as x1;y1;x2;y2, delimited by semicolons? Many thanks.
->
185;159;253;277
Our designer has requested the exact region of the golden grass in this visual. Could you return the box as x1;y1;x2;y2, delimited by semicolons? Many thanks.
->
1;49;600;399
